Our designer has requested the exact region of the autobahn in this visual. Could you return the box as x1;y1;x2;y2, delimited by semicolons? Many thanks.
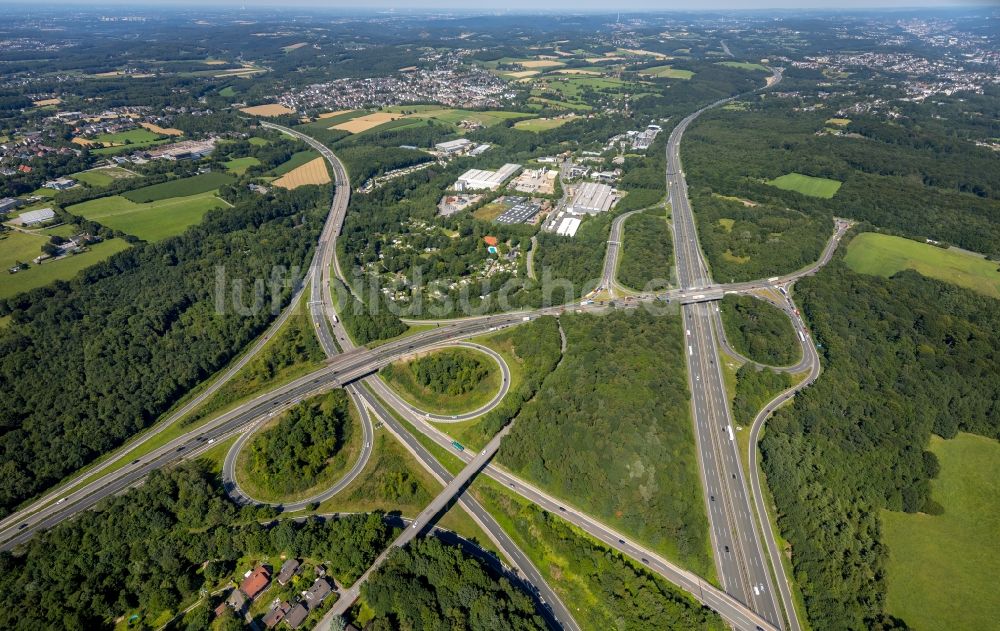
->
0;86;854;631
666;67;786;629
271;123;579;631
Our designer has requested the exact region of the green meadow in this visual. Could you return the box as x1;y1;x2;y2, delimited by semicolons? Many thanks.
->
68;191;226;241
883;433;1000;631
766;172;842;198
844;232;1000;299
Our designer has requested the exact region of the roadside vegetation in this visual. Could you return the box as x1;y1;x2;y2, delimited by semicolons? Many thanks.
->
500;310;712;575
362;537;547;631
380;347;500;415
761;262;1000;630
181;294;326;427
237;390;361;502
474;481;727;631
618;207;673;291
731;364;794;429
719;295;800;366
452;316;562;448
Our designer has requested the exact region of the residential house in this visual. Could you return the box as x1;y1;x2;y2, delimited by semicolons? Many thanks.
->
240;565;271;600
277;559;300;586
263;601;292;628
284;603;309;629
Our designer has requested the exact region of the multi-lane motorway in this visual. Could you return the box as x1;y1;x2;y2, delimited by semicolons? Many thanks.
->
0;78;855;631
666;67;792;630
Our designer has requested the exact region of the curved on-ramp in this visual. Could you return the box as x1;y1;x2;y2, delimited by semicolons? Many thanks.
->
378;341;511;423
222;387;374;510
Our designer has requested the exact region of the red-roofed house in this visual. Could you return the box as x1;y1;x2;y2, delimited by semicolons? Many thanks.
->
240;565;271;600
483;235;498;246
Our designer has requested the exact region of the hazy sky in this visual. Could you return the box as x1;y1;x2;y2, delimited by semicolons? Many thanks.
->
27;0;993;8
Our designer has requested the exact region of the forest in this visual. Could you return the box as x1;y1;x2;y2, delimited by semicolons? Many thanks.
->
731;364;793;429
684;98;1000;267
476;484;727;631
241;390;357;499
410;350;490;396
618;208;674;291
761;261;1000;629
0;463;392;629
499;310;712;576
719;295;800;366
0;184;328;516
462;316;563;446
362;537;547;631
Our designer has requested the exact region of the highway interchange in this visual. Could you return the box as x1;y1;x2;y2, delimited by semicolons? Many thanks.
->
0;69;854;631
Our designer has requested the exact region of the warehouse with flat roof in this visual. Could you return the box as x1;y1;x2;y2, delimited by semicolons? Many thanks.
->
454;163;522;191
567;182;617;215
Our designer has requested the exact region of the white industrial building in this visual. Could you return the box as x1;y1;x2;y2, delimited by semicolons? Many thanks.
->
17;208;56;226
435;138;473;155
454;163;521;191
555;216;581;237
567;182;617;215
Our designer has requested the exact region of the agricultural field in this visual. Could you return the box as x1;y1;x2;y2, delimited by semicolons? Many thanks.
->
71;166;136;187
844;232;1000;299
513;116;576;132
317;109;356;119
384;106;532;129
272;157;331;189
330;111;404;133
223;156;261;175
0;233;130;298
532;75;636;106
239;103;295;116
270;150;321;176
639;65;694;79
122;172;235;203
527;96;593;112
139;122;183;136
882;433;1000;631
717;61;770;72
92;128;163;146
67;190;226;241
825;118;851;126
765;172;842;198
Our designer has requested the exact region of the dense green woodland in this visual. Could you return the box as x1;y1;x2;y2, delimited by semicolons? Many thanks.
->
692;194;830;282
362;537;547;631
762;261;1000;629
731;364;793;429
0;185;329;516
684;99;1000;273
410;350;490;396
719;295;800;366
477;486;727;631
500;310;712;575
243;390;356;498
618;208;674;291
0;463;391;629
463;316;563;446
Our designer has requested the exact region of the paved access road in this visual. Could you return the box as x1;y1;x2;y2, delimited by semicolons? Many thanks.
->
598;209;642;297
221;387;374;510
383;341;511;423
278;125;578;631
0;125;352;537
